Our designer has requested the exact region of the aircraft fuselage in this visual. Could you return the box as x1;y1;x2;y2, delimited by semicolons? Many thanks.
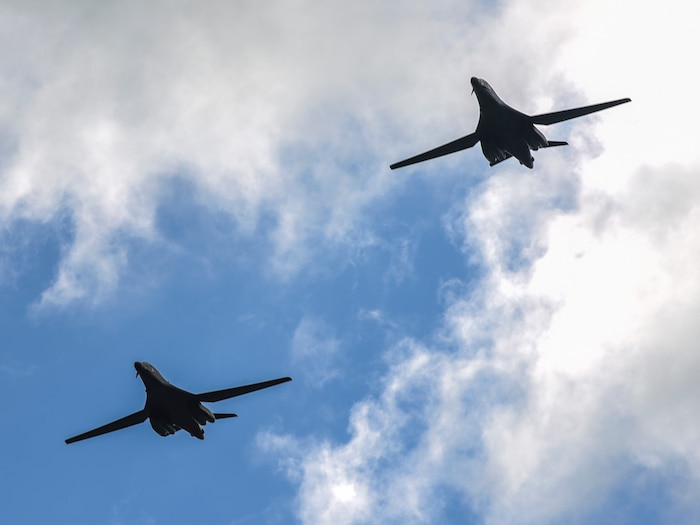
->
136;361;213;440
472;77;547;168
65;362;290;444
389;77;629;170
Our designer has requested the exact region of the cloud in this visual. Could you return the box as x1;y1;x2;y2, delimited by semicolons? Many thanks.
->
265;159;700;524
261;0;700;523
0;0;484;308
291;315;341;387
262;341;477;525
382;233;421;286
4;0;700;521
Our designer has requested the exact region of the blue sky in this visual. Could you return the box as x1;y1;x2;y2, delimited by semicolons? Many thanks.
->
2;1;700;524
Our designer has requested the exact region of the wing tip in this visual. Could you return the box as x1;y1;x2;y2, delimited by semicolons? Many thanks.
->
213;412;239;419
65;434;83;445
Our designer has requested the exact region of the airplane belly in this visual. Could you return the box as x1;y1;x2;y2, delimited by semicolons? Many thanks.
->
507;141;534;168
178;417;204;439
146;390;205;439
525;126;548;150
150;412;204;439
150;416;179;437
480;140;509;165
192;402;215;425
169;409;205;439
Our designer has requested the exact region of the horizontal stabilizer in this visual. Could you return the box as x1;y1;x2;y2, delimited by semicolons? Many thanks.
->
65;409;148;444
390;132;480;170
531;98;631;126
196;376;292;403
213;413;238;419
545;141;568;147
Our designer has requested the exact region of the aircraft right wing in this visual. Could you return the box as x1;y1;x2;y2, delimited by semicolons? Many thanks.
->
65;409;148;444
531;98;631;125
390;132;480;170
196;377;292;403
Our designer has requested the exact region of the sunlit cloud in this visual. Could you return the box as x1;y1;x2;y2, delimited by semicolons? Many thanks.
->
0;0;480;308
261;0;700;523
3;0;700;523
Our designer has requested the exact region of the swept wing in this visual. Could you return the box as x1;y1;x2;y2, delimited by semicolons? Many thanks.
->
213;413;238;419
390;132;479;170
531;98;631;125
65;409;147;444
196;377;292;403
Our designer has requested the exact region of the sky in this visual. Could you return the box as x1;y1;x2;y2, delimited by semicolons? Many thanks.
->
1;0;700;524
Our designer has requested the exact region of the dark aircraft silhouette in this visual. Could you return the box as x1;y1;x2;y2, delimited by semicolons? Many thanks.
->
65;362;291;444
390;77;631;170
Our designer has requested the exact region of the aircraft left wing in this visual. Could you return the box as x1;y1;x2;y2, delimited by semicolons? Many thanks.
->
390;132;479;170
531;98;631;126
196;377;292;403
65;409;148;444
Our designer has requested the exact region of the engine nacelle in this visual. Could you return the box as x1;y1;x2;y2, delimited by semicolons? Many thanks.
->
150;417;178;437
525;126;548;150
481;141;509;165
192;402;215;425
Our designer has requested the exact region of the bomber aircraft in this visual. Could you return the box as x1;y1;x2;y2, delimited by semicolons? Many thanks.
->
65;361;291;444
390;77;631;170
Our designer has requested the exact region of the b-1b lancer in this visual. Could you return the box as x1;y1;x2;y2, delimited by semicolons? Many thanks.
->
65;362;291;444
391;77;631;170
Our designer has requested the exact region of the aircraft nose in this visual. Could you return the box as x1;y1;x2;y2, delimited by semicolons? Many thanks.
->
470;77;479;87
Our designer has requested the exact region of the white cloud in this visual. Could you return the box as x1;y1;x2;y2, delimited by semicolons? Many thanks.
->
383;234;420;285
262;0;700;523
4;0;700;522
0;0;482;307
267;158;700;523
291;315;341;387
262;341;481;525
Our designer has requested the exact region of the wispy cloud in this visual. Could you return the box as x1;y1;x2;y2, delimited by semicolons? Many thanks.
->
291;315;341;388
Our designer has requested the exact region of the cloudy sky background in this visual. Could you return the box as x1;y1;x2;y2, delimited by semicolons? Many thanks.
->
2;0;700;523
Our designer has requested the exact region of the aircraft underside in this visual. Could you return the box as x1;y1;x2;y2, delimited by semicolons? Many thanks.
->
149;404;212;439
389;78;630;171
481;139;534;169
150;416;206;439
64;362;291;444
480;124;565;169
150;417;180;437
